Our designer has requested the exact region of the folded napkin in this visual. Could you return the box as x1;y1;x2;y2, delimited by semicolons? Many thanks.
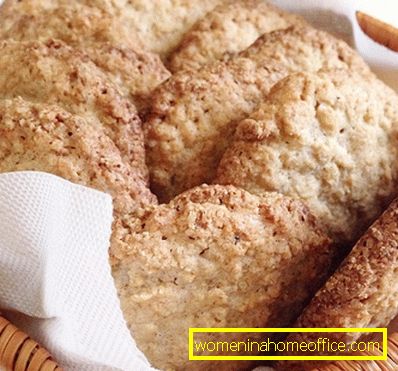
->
0;172;152;371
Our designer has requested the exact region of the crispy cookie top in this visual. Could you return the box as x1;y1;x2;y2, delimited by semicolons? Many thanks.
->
145;58;287;202
279;197;398;370
145;26;371;202
240;25;371;74
74;0;222;58
168;0;304;72
112;184;332;370
0;39;150;183
0;98;157;214
0;2;171;107
216;71;398;244
0;0;140;48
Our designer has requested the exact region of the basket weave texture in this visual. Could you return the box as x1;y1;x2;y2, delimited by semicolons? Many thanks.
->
314;332;398;370
2;313;398;370
0;316;61;371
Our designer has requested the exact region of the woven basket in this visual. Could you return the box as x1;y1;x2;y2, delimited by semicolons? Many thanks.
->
313;332;398;370
1;313;398;371
356;11;398;52
0;316;61;371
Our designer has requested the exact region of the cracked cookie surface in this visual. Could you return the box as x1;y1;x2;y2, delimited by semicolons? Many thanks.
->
145;26;371;202
278;197;398;370
0;39;152;187
0;2;171;107
112;184;333;370
33;0;222;58
0;98;156;214
168;0;304;72
216;71;398;245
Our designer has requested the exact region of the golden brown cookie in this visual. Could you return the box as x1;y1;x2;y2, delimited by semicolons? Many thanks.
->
112;185;333;370
239;25;371;73
0;2;170;107
46;0;221;58
0;0;48;30
0;0;53;11
0;98;156;214
0;0;139;47
277;197;398;370
145;58;286;202
216;71;398;245
167;0;304;72
145;26;371;202
0;39;150;184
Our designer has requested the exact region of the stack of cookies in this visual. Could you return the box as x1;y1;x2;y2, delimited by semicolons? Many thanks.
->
0;1;397;370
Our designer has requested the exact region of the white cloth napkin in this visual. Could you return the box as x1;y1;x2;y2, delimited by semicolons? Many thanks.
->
0;172;152;371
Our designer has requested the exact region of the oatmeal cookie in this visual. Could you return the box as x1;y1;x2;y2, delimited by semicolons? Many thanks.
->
95;0;222;58
0;2;170;107
145;58;286;202
278;197;398;370
145;26;371;202
0;98;156;214
216;71;398;245
168;0;304;72
0;39;150;183
239;25;371;73
112;185;333;370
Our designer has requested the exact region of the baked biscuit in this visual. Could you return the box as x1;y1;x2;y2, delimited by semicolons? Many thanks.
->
239;25;371;73
0;0;139;47
67;0;223;58
111;185;333;370
0;98;156;214
278;197;398;370
0;0;52;30
216;71;398;245
168;0;303;72
145;59;286;202
0;0;142;50
0;3;171;107
0;39;150;184
145;26;371;202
